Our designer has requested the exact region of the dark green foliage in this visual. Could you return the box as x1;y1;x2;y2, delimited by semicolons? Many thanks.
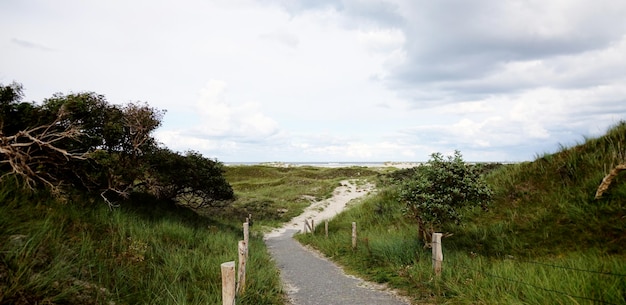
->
0;82;233;208
398;150;493;241
0;82;40;135
40;92;126;152
147;149;234;207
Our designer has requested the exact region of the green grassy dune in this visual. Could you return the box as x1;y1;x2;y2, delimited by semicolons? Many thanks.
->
0;165;376;304
298;122;626;304
2;122;625;304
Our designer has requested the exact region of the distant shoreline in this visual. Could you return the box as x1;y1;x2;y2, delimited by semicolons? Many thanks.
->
224;161;422;169
224;161;517;169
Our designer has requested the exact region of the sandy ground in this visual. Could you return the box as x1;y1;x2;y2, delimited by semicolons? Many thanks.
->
264;179;375;239
263;180;412;304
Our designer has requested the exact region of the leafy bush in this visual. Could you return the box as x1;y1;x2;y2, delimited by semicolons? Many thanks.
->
398;150;492;243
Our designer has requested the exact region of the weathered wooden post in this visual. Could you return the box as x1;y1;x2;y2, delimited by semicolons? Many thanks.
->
325;220;329;238
237;241;247;295
304;219;314;234
311;219;315;234
221;261;236;305
352;222;357;249
432;233;443;276
243;222;249;246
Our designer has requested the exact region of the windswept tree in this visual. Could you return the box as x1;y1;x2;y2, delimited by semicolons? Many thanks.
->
0;83;89;191
146;149;234;208
0;82;234;208
399;150;492;244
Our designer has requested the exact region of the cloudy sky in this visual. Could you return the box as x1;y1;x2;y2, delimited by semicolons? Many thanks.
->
2;0;626;162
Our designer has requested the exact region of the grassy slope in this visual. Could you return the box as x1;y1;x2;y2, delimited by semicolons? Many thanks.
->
0;187;284;304
298;122;626;304
0;165;381;304
453;121;626;257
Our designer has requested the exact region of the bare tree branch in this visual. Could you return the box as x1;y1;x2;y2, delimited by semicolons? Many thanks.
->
595;163;626;199
0;111;87;193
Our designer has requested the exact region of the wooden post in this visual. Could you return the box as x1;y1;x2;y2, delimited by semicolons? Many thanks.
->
221;261;236;305
325;220;329;238
237;241;247;295
311;219;315;234
243;222;249;246
352;222;357;250
432;233;443;276
304;219;313;234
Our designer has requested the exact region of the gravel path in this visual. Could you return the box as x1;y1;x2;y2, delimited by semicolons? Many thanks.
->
264;181;411;305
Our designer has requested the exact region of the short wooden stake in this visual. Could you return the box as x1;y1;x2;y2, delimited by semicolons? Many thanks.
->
243;222;249;246
237;241;247;295
432;233;443;276
325;220;329;238
311;219;315;234
221;261;236;305
304;219;313;233
352;222;357;249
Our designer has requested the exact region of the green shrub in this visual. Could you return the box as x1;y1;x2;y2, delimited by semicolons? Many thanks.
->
398;150;492;243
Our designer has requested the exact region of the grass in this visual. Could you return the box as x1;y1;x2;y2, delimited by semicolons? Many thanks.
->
0;189;284;304
297;122;626;304
4;121;625;304
220;165;380;228
0;165;381;304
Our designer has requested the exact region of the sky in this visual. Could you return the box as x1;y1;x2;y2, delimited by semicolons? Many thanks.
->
2;0;626;162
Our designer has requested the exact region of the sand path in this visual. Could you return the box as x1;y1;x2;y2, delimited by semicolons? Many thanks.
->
264;180;410;305
265;180;374;238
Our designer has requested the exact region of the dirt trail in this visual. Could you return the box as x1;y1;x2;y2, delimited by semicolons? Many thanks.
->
264;180;411;305
265;180;374;238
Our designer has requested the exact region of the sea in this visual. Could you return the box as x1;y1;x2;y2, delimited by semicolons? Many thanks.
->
224;161;422;168
224;161;515;168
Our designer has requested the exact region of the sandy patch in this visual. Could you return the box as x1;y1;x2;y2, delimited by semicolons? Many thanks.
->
264;179;374;239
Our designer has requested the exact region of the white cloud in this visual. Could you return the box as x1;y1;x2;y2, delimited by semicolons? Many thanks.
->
260;29;300;48
2;0;626;162
196;80;280;139
156;80;280;155
356;28;404;52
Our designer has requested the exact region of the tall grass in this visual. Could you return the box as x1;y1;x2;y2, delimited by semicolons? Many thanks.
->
1;165;381;304
298;122;626;304
0;190;284;304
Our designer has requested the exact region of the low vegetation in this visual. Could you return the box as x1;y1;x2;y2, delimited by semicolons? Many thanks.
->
3;82;625;304
220;165;380;228
0;186;284;304
298;122;626;304
1;160;379;303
